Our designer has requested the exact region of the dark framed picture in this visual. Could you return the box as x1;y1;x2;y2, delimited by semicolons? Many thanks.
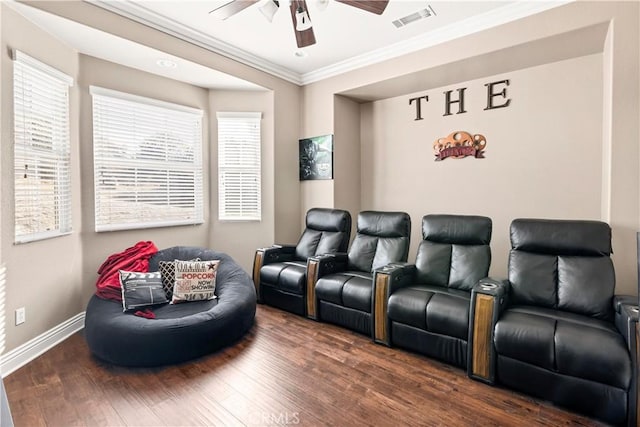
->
299;134;333;180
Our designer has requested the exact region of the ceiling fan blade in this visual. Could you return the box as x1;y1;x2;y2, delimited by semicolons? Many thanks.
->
335;0;389;15
290;0;316;48
209;0;259;20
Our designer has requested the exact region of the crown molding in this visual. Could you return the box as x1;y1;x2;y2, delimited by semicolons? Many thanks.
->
85;0;304;85
86;0;572;87
300;1;574;84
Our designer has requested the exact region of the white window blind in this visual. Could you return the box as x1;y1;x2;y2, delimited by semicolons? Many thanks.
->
217;112;262;221
13;50;73;244
91;86;204;232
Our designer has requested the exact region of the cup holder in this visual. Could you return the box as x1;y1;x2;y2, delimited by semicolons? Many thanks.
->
480;282;497;291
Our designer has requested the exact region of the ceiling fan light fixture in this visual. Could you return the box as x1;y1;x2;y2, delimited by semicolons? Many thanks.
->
295;6;312;31
259;0;279;23
316;0;329;11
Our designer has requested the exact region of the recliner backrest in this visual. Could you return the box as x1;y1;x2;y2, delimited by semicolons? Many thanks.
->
415;214;492;291
348;211;411;272
294;208;352;260
508;218;615;321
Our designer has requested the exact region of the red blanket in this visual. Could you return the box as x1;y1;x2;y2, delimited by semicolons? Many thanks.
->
95;241;158;302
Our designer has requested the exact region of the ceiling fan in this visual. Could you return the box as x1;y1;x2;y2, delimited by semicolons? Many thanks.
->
209;0;390;48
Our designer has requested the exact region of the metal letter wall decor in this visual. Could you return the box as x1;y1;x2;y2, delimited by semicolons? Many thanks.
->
409;79;511;120
433;131;486;161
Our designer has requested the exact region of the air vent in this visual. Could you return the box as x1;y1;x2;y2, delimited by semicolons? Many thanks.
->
392;5;436;28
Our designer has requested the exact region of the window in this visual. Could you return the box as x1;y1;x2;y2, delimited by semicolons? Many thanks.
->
217;112;262;221
13;50;73;243
91;86;203;232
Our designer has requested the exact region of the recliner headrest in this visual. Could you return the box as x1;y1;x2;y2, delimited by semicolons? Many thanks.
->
306;208;351;232
357;211;411;238
422;214;491;245
510;218;612;256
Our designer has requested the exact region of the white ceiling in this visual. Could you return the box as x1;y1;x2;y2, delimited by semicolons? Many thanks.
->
9;0;571;88
8;1;264;91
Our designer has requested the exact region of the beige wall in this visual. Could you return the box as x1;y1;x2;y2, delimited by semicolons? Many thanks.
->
299;84;334;224
298;94;362;235
1;6;84;352
361;54;603;280
333;95;361;237
302;1;639;295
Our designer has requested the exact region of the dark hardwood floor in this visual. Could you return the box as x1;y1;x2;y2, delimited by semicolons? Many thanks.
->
4;305;604;426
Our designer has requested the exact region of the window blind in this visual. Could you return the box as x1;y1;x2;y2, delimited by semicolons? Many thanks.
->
13;50;73;244
217;112;262;221
91;86;204;232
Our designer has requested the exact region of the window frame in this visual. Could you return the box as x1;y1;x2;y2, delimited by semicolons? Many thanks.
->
91;86;204;232
12;50;73;244
216;111;262;222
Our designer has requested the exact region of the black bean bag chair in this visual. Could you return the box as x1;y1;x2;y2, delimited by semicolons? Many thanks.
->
84;247;257;367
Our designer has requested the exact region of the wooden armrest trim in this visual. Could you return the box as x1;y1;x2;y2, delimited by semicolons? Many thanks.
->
306;260;318;319
374;273;390;344
471;293;494;380
252;251;264;302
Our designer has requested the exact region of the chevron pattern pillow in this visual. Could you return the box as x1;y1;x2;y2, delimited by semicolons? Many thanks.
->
158;261;177;300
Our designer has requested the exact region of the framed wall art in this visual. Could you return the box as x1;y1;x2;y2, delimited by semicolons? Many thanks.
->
299;134;333;180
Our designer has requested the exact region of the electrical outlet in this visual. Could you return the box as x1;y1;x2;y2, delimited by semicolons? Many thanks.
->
15;307;25;325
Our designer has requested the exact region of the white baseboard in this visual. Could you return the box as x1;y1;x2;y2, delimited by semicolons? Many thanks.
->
0;312;85;378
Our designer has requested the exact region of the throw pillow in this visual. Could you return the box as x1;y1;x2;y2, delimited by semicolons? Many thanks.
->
158;258;200;300
158;261;177;300
171;260;220;304
119;270;168;312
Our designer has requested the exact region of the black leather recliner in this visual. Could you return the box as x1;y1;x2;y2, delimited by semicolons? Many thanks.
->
306;211;411;335
252;208;351;316
468;219;638;426
373;214;491;369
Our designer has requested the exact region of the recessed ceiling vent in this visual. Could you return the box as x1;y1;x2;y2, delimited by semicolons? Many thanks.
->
392;5;436;28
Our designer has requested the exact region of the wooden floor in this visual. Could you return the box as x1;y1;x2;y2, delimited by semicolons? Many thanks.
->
5;305;604;426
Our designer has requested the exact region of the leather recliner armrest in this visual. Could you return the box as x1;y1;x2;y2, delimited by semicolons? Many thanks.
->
252;245;296;302
467;277;510;385
615;301;639;351
262;245;297;264
371;263;416;345
305;253;349;320
614;294;638;314
614;302;639;427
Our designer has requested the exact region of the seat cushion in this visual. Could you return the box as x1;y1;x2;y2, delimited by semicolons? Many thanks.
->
260;261;307;294
315;271;373;312
495;306;631;389
388;285;470;340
